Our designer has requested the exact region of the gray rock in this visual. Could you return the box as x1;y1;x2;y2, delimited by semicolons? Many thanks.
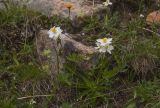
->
11;0;103;20
36;30;96;76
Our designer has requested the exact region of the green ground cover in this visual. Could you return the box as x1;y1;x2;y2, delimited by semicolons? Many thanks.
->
0;0;160;108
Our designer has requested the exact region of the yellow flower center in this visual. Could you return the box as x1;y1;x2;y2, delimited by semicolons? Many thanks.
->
102;38;107;43
50;27;56;33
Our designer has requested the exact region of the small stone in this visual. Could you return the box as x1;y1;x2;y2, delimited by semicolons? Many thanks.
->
146;10;160;25
82;33;85;36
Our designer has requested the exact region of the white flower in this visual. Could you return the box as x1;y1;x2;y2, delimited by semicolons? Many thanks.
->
96;38;112;46
139;14;144;18
48;26;62;40
103;0;112;6
95;38;114;54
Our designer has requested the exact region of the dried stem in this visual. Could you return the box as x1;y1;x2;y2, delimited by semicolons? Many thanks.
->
17;94;55;100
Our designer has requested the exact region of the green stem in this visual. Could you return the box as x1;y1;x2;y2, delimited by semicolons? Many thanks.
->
53;40;60;74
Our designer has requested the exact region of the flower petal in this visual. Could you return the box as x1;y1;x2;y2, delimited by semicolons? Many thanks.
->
106;38;112;44
99;47;107;53
106;45;114;54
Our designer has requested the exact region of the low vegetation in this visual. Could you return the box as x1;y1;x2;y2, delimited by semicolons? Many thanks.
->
0;0;160;108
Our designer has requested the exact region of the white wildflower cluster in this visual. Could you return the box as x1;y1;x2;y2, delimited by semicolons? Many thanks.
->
48;26;63;40
95;37;114;54
103;0;112;6
48;26;114;54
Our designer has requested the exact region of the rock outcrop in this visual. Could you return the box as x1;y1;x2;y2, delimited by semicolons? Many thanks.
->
36;30;96;75
12;0;103;20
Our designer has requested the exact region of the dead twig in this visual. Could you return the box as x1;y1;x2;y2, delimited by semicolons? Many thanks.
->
138;27;160;37
17;94;55;100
